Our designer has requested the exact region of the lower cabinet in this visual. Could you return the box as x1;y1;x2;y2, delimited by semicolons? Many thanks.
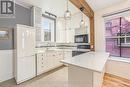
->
64;51;72;60
37;53;48;75
36;51;64;75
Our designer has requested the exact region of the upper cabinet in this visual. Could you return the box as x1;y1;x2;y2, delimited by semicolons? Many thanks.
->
56;12;90;43
31;6;42;28
31;6;42;42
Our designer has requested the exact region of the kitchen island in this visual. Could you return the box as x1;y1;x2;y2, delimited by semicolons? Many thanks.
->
61;52;109;87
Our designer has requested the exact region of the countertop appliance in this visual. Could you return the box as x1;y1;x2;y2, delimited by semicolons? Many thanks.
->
75;34;88;43
14;24;36;84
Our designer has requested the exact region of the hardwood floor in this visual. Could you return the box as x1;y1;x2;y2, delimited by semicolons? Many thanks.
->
103;73;130;87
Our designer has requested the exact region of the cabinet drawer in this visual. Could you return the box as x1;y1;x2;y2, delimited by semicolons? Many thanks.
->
46;52;56;57
57;52;63;57
37;53;44;57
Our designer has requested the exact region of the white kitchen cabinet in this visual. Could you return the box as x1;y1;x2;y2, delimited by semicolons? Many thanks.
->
75;27;87;35
31;6;42;42
46;51;55;69
56;29;75;43
36;51;64;75
64;51;72;60
37;53;48;75
63;51;72;66
46;51;64;69
31;6;42;28
66;29;75;43
56;18;66;43
55;51;64;67
56;18;75;43
56;29;66;43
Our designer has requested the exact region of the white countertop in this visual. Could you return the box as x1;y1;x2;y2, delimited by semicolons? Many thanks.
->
61;52;109;73
35;47;90;54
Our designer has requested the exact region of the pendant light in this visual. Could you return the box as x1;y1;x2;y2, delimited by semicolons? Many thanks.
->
64;0;71;19
80;7;85;26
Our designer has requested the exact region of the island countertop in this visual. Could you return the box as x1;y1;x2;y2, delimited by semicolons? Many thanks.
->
61;52;109;73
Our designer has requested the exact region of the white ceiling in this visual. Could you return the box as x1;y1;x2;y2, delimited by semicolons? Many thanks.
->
85;0;125;11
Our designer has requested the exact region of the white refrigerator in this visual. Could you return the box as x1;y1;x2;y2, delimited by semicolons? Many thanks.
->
14;24;36;84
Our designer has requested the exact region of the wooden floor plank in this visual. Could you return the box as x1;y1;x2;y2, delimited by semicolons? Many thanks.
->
103;73;130;87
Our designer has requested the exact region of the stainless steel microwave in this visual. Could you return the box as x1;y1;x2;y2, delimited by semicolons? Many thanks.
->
75;34;88;43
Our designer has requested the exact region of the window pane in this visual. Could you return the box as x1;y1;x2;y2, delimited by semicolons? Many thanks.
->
105;18;120;57
105;17;130;58
41;16;55;42
106;38;120;57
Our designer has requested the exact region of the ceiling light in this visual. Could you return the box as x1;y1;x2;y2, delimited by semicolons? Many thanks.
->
80;7;85;26
80;19;85;26
64;0;71;19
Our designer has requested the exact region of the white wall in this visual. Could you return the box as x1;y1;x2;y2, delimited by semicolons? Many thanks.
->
106;59;130;80
15;0;42;8
41;0;79;17
95;0;130;79
0;50;13;82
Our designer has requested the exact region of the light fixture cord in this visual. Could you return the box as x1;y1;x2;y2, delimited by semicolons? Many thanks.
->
67;0;69;10
82;13;83;20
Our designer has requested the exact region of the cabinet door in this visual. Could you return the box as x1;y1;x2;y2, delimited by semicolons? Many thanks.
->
56;51;64;66
64;51;72;60
37;51;64;75
41;53;49;73
66;29;75;43
37;53;43;75
31;6;42;28
37;53;48;75
46;51;58;70
56;30;66;43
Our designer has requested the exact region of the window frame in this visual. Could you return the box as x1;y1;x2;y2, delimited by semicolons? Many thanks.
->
42;14;56;42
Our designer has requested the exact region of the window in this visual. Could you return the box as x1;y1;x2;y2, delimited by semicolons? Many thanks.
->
105;16;130;58
41;15;56;42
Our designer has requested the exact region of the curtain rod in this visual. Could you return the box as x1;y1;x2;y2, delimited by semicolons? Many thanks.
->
102;7;130;18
